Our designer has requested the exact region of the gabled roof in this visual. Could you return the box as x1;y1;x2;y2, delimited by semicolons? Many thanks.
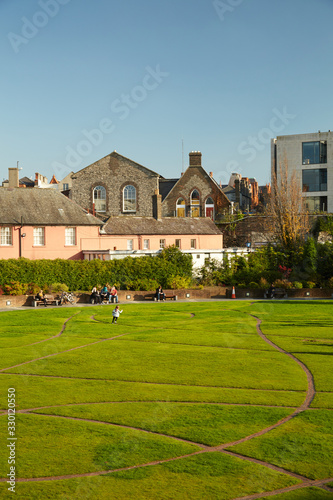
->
103;216;222;235
73;151;163;179
162;164;230;205
0;188;102;226
159;178;179;200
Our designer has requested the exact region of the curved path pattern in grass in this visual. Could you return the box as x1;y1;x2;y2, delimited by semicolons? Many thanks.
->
0;302;332;499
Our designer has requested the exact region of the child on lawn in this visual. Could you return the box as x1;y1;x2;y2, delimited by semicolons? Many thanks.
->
112;305;123;324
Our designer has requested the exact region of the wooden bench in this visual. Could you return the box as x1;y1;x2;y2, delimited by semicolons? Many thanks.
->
264;288;287;299
32;295;60;307
145;293;178;301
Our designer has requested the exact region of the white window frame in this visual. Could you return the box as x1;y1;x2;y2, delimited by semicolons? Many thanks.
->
176;198;186;217
175;239;181;248
127;239;133;250
143;239;150;250
191;239;196;249
65;227;76;246
93;185;106;212
123;185;136;212
33;227;45;246
159;239;166;249
0;227;12;246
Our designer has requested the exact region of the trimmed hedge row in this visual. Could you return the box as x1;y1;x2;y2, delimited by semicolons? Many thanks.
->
0;247;192;292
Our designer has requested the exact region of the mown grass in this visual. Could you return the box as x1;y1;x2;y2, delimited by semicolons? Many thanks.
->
228;409;333;480
0;414;200;479
0;452;300;500
0;300;332;498
0;374;304;410
33;402;292;446
259;488;333;499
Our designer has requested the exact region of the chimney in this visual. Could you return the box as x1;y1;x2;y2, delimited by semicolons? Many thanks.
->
8;168;19;188
209;172;213;178
189;151;202;167
153;188;162;220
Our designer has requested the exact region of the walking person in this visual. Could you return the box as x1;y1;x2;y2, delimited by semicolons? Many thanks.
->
112;305;123;324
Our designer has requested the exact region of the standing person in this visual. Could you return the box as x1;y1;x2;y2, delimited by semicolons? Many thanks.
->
155;285;165;301
110;285;118;303
112;305;123;324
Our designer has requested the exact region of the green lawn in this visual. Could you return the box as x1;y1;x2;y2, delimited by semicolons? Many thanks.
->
0;300;332;498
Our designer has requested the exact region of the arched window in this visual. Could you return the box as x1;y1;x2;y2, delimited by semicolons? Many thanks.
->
93;186;106;212
123;185;136;212
176;198;185;217
190;189;200;217
205;197;214;220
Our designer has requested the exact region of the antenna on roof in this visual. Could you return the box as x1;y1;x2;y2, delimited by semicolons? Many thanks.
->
182;138;184;174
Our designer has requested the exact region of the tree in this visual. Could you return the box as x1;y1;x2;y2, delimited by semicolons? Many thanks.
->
265;158;310;264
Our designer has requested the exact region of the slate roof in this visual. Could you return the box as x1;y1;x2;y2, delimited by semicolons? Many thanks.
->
103;216;222;235
0;188;103;226
159;179;179;200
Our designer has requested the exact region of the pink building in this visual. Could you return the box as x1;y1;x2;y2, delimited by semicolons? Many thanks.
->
0;187;102;260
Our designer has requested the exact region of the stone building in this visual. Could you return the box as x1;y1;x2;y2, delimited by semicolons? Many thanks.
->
70;151;160;218
69;150;231;221
160;151;230;220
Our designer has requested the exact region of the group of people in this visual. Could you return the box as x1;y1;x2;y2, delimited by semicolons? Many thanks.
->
90;284;118;304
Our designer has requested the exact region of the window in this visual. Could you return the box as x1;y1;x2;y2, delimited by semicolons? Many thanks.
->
159;239;166;249
63;183;69;191
302;169;327;192
176;198;185;217
123;185;136;212
175;239;181;248
143;239;150;250
93;186;106;212
127;239;133;250
205;197;214;220
302;141;327;165
190;190;200;217
33;227;45;246
65;227;76;246
304;196;327;213
0;227;12;246
191;239;196;249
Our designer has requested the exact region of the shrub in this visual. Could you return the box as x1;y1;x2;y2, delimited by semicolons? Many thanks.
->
258;277;269;289
248;282;258;289
304;281;316;289
327;277;333;289
49;283;69;294
26;283;40;295
273;279;293;289
3;281;28;296
292;281;303;289
166;275;192;289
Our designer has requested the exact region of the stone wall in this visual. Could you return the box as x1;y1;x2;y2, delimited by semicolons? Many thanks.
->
71;152;159;217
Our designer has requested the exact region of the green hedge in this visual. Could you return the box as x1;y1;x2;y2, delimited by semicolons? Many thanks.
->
0;247;192;292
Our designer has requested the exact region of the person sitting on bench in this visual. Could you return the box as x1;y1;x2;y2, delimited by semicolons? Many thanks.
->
155;285;165;301
36;289;47;307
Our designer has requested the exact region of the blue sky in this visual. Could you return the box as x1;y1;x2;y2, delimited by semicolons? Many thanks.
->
1;0;332;186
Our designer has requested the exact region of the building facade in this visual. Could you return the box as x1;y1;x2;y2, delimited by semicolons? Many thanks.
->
271;131;333;212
